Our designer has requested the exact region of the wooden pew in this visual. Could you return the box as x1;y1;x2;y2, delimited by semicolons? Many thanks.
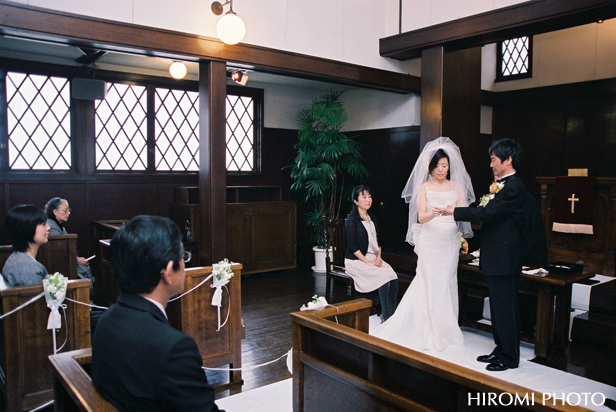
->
0;279;91;412
49;348;118;412
291;299;592;412
95;255;245;390
0;234;79;280
167;264;244;390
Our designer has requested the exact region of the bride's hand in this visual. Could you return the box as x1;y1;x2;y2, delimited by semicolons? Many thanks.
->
374;256;383;267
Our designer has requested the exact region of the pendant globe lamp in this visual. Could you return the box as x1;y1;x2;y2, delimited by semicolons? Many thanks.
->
211;0;246;45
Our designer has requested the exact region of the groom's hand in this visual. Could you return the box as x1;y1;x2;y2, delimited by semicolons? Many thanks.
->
435;205;455;216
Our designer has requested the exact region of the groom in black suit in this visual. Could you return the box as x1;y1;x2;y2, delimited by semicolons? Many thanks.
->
92;215;222;411
437;138;546;372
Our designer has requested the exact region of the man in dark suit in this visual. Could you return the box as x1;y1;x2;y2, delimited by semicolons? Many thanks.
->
437;138;546;372
92;215;222;412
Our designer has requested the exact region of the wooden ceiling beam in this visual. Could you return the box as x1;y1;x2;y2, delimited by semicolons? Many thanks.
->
0;1;419;93
380;0;616;60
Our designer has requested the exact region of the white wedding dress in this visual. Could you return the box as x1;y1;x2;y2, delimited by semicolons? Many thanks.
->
372;190;464;351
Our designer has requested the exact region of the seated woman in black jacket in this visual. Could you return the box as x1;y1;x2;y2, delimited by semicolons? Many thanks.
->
344;185;398;322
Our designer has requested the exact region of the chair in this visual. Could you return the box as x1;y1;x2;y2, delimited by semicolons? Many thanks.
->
323;219;380;313
324;218;353;303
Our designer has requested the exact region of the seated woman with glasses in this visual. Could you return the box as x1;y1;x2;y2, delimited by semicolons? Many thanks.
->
45;197;94;284
2;204;50;286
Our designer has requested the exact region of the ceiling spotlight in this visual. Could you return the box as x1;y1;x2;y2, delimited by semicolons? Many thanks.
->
211;0;246;45
230;71;248;86
169;61;188;79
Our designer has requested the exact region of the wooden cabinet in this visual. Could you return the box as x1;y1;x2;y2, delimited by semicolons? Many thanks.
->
227;201;296;275
172;186;297;275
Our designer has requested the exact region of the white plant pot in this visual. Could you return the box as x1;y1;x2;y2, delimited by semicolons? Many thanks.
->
312;246;334;273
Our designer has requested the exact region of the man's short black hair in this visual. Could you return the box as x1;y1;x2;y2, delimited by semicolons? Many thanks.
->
109;215;183;295
489;138;523;171
5;204;47;252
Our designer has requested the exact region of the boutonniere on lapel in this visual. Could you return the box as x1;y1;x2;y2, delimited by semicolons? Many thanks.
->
478;181;505;207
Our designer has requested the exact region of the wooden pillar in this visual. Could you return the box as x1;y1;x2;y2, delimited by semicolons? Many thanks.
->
420;46;483;183
198;61;227;266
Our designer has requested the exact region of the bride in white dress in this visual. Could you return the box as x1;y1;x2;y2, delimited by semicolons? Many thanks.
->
372;137;475;351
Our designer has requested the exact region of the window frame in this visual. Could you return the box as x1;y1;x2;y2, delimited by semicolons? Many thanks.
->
0;58;265;176
226;85;264;176
495;35;533;83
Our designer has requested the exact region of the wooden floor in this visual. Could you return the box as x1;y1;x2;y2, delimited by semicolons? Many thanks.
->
3;268;615;411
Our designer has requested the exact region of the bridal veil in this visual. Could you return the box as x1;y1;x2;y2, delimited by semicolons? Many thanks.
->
401;137;475;245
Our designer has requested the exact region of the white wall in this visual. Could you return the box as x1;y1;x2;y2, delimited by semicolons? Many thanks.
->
482;20;616;91
258;81;419;131
400;0;529;32
16;0;527;75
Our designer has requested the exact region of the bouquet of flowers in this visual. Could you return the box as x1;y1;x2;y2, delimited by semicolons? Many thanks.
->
43;272;68;302
300;295;328;311
43;272;68;330
478;181;504;207
460;238;469;254
212;258;234;285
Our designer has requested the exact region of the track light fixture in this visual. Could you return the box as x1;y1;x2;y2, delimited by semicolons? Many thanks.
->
169;61;188;79
211;0;246;45
230;70;248;86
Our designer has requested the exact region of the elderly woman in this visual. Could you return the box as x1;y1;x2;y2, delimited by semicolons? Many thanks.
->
45;197;93;284
2;204;49;286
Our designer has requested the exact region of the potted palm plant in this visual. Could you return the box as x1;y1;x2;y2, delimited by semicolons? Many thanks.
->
290;91;369;272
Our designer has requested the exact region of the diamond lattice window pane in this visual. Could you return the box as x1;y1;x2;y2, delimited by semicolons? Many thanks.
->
154;88;200;171
501;37;530;77
6;72;71;170
226;94;254;172
95;83;147;171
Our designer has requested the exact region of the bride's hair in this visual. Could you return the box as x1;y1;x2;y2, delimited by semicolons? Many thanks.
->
428;149;451;180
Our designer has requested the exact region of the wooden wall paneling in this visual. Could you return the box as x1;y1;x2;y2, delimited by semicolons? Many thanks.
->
442;47;483;186
565;94;616;177
420;47;444;147
72;98;96;175
420;46;483;186
198;61;227;266
353;127;420;254
87;182;159;220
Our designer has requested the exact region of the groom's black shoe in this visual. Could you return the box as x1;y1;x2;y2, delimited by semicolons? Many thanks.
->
486;360;511;372
477;354;499;364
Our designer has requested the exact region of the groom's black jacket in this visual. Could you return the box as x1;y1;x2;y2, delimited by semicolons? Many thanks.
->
454;174;547;276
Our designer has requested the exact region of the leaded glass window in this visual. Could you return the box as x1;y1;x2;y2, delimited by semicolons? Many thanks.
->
497;36;533;82
226;94;254;172
155;88;200;171
6;72;71;170
95;83;147;170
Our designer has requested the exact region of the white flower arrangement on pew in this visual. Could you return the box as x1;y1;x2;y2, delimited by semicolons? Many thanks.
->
211;259;234;331
300;295;328;311
43;272;68;332
43;272;68;302
212;258;234;286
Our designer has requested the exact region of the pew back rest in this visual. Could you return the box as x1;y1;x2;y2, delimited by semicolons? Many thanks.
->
290;299;571;412
0;234;79;280
0;279;91;412
49;348;119;412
